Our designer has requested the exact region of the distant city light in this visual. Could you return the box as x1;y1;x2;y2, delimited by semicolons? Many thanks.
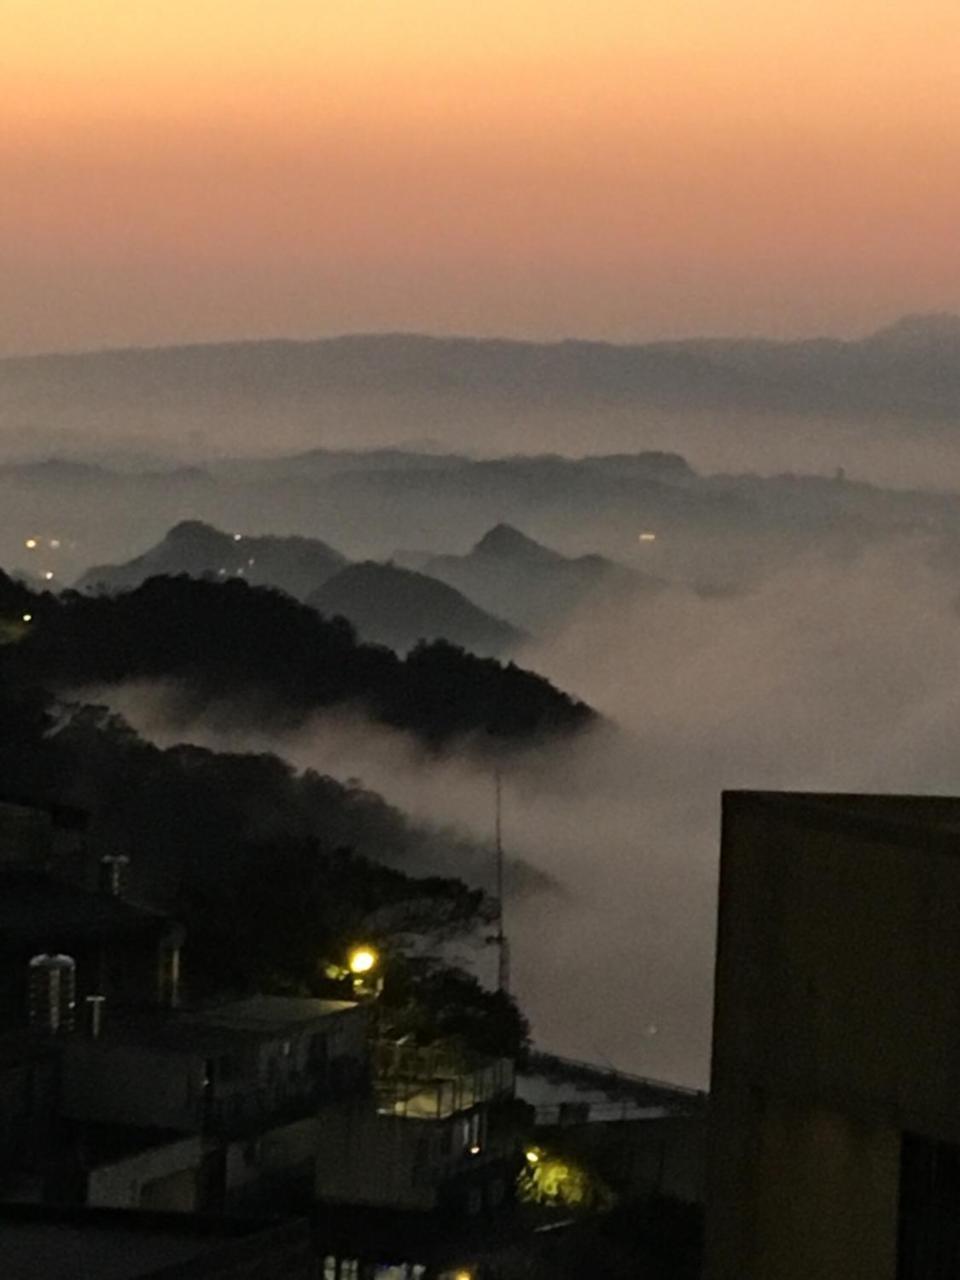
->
525;1148;541;1165
24;538;37;550
638;532;657;542
468;1144;481;1155
347;945;378;975
21;613;32;623
43;571;54;581
248;558;256;566
233;533;243;542
49;539;61;549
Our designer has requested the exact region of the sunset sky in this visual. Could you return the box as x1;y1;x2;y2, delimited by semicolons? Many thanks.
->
3;0;959;354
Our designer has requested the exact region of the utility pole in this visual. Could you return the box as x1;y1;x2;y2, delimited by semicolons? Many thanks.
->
495;769;511;994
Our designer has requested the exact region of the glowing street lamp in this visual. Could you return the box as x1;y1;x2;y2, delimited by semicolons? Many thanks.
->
345;944;383;999
347;945;378;976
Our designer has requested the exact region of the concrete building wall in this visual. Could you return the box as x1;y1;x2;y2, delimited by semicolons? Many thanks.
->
225;1115;319;1207
63;1042;205;1132
706;793;960;1280
545;1114;706;1205
87;1137;203;1212
315;1101;452;1211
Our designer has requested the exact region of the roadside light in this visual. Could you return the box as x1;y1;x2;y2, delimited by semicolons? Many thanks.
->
347;946;378;976
525;1148;540;1165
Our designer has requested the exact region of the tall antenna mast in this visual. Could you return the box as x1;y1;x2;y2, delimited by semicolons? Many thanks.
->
495;769;510;994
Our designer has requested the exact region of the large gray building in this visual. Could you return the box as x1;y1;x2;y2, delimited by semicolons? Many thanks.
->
706;790;960;1280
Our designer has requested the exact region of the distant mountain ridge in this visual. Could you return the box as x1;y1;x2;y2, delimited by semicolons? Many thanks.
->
78;520;347;600
426;523;662;633
309;561;523;657
77;520;525;657
5;315;960;451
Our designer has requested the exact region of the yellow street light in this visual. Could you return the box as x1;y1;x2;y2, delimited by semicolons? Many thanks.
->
347;945;378;976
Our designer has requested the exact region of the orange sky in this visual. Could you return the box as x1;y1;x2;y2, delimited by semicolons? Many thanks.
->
3;0;959;353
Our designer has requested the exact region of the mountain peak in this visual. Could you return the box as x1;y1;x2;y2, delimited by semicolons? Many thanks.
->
472;523;558;561
867;312;960;347
165;519;226;546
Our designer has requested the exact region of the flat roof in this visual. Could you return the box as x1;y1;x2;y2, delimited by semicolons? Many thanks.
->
0;869;175;949
83;997;359;1056
192;995;357;1033
723;790;960;856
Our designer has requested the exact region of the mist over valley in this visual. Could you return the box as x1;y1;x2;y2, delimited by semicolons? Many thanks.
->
5;363;960;1084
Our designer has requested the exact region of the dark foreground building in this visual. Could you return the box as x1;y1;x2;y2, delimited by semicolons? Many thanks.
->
0;1203;314;1280
706;790;960;1280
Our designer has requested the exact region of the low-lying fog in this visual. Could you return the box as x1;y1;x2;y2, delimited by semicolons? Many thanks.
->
94;534;960;1089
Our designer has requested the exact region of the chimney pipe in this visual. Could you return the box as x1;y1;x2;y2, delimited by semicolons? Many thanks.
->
99;854;130;898
84;994;106;1040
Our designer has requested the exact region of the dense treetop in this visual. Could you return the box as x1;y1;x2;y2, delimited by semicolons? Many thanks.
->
0;568;549;1055
5;572;594;749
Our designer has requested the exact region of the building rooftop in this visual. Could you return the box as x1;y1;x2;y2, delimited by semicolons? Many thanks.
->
85;997;360;1056
0;868;177;950
192;995;357;1034
724;790;960;855
518;1050;705;1124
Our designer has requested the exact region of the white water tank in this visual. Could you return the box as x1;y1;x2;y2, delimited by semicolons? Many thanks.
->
28;954;76;1034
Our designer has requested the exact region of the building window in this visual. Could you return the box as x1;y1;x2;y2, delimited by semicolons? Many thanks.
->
323;1257;337;1280
898;1132;960;1278
339;1259;359;1280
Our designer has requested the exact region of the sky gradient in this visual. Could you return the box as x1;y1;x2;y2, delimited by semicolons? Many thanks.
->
4;0;959;354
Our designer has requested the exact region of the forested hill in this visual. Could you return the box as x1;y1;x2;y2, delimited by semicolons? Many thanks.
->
1;573;594;748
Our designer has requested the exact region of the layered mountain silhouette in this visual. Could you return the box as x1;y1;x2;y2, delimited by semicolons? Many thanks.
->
77;520;347;600
7;316;960;459
425;524;661;633
308;561;523;656
76;521;524;657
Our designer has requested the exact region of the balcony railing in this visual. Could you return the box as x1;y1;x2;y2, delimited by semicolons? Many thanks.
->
374;1045;514;1120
